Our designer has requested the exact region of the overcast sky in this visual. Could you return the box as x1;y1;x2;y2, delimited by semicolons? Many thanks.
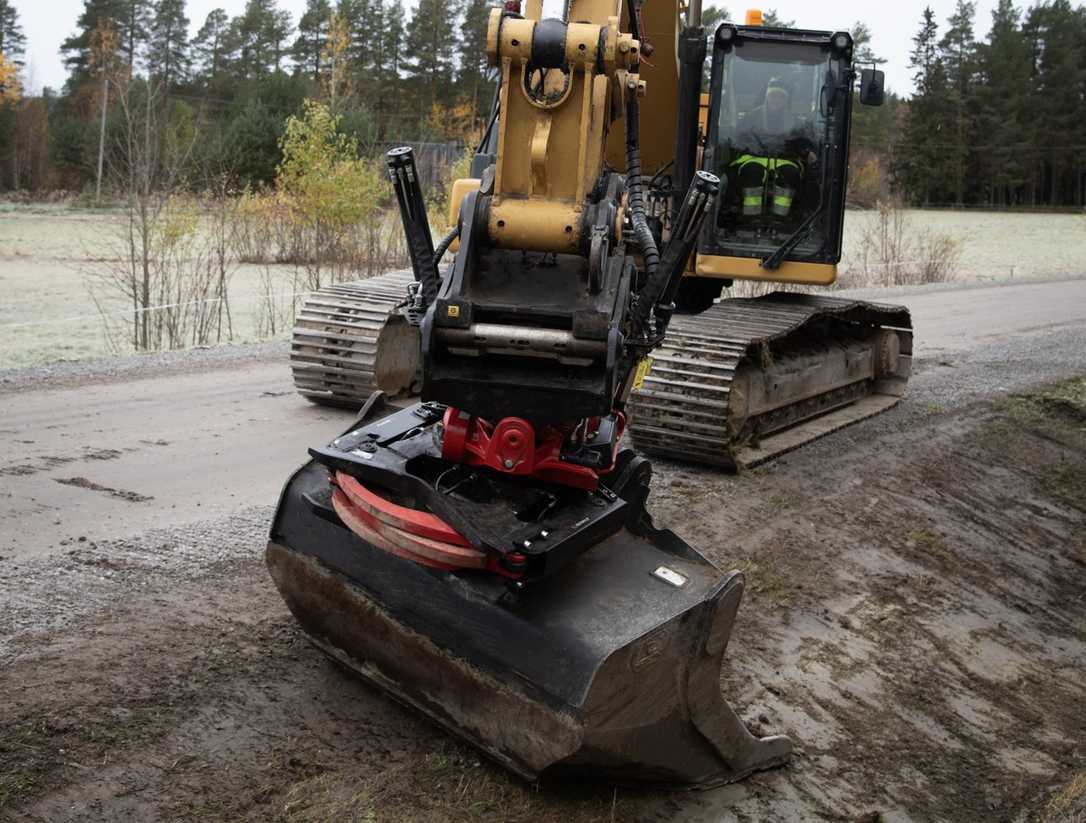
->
14;0;1002;98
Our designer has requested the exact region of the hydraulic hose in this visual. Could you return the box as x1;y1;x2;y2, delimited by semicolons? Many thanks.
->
434;225;460;264
624;90;660;287
632;170;719;338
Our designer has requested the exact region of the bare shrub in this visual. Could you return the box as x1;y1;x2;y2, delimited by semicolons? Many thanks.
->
199;179;244;342
847;156;884;209
84;76;229;353
913;228;964;284
254;264;299;339
89;191;242;352
83;76;251;353
233;189;292;264
840;199;962;288
720;200;963;296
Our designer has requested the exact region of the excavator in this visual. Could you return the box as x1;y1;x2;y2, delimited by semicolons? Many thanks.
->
268;0;913;786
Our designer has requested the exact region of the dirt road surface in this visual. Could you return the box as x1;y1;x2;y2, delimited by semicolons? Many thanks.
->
2;277;1085;822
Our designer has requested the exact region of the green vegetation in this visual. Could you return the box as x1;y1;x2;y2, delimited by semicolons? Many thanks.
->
895;0;1086;208
1041;769;1086;822
905;529;953;562
742;558;792;604
1;0;1081;208
0;0;498;193
1007;376;1086;427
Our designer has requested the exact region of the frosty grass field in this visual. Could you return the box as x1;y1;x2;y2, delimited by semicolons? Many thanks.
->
1;204;1084;369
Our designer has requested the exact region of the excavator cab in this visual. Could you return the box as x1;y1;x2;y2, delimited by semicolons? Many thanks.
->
697;25;869;285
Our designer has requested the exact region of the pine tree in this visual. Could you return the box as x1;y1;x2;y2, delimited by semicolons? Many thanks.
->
148;0;190;87
851;21;886;66
117;0;152;71
459;0;496;121
0;0;27;67
365;0;387;98
61;0;145;85
232;0;280;79
939;0;976;204
850;22;896;157
910;6;939;88
702;5;729;29
1023;0;1086;205
268;9;294;71
293;0;332;80
404;0;460;114
61;0;124;87
192;9;231;85
335;0;367;70
761;9;794;28
379;0;405;124
896;7;957;205
940;0;976;92
701;6;729;86
974;0;1032;204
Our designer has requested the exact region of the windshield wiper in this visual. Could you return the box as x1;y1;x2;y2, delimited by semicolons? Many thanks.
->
760;201;824;270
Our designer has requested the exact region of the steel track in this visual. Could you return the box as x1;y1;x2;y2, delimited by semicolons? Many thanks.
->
290;270;418;408
627;292;913;469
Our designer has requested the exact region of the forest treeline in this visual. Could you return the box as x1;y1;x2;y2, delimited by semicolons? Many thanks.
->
0;0;1083;208
895;0;1086;208
0;0;497;193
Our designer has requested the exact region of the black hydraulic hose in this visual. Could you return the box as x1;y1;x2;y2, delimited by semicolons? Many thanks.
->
632;170;719;338
624;90;660;286
625;0;643;43
434;225;460;265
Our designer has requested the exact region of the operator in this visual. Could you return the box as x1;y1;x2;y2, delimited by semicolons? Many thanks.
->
731;77;815;218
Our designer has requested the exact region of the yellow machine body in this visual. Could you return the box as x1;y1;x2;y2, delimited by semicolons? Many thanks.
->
462;7;840;286
484;0;640;255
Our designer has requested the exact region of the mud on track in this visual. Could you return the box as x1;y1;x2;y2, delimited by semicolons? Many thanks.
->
2;381;1085;822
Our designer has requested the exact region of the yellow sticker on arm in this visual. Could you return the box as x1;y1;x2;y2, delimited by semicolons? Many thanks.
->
633;357;653;390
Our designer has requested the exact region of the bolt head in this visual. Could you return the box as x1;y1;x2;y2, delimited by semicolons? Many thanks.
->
503;458;514;469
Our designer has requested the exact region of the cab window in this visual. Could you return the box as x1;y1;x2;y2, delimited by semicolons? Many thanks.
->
702;37;844;264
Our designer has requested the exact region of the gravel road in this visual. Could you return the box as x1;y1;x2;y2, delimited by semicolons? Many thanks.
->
1;276;1084;822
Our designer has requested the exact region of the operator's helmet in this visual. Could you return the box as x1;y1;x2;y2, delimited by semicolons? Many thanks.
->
765;76;791;105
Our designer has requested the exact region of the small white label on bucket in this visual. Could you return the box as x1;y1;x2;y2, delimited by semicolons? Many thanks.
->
652;566;687;587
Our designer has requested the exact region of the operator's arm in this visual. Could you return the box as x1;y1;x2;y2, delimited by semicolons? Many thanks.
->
784;118;818;167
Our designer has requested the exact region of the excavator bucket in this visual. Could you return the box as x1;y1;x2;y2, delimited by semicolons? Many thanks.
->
267;456;791;786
